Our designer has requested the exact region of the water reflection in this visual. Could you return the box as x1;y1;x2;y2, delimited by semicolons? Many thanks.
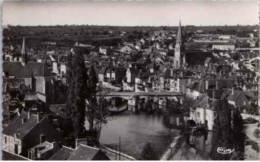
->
186;132;213;159
99;111;183;159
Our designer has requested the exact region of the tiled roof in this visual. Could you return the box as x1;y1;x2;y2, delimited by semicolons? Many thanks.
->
3;62;51;77
244;91;258;101
227;90;254;103
3;111;64;145
204;57;212;64
67;144;109;160
24;93;37;101
48;146;74;160
98;67;107;74
49;104;67;119
194;94;209;108
206;89;230;99
129;68;139;75
3;111;38;138
2;151;30;160
6;78;25;89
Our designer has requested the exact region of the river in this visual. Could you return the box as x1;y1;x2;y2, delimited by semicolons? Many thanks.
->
99;111;183;159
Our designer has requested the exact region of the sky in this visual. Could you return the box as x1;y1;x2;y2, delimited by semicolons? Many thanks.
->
2;0;259;26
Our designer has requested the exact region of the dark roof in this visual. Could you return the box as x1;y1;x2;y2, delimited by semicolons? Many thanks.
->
49;104;67;119
129;68;139;75
204;57;211;64
136;57;146;64
244;91;258;100
48;146;74;160
163;68;172;79
227;90;251;103
3;111;64;145
114;67;127;78
2;151;30;160
206;89;229;100
194;94;209;108
3;111;38;138
3;62;51;77
67;144;109;160
98;67;107;74
189;80;205;92
6;78;25;89
24;93;37;101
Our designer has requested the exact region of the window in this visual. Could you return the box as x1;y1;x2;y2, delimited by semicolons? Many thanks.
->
197;112;200;118
4;136;7;144
14;144;18;154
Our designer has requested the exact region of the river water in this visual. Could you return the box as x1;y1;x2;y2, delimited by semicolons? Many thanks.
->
99;111;182;159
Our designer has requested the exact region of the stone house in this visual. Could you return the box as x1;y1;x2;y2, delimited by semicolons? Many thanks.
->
126;67;139;83
2;111;63;157
3;62;53;103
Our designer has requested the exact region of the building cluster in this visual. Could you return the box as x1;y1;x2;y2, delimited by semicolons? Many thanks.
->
2;21;260;160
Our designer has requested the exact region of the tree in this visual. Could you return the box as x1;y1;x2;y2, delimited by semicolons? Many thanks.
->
230;108;245;160
210;99;232;160
211;99;245;160
85;64;107;135
65;48;88;139
140;142;158;160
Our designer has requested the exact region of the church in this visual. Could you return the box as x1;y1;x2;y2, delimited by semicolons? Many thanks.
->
173;21;186;68
3;38;53;104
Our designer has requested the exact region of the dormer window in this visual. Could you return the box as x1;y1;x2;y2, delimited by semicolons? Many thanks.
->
40;134;46;143
14;133;19;140
5;136;7;144
22;118;27;124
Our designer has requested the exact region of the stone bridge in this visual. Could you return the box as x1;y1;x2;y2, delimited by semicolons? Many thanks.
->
97;91;184;113
97;91;184;100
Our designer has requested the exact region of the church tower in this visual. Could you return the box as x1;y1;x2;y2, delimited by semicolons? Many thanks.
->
174;20;182;68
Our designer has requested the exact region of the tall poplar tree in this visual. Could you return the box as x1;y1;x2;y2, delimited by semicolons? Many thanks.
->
210;99;245;160
66;48;88;139
85;65;99;132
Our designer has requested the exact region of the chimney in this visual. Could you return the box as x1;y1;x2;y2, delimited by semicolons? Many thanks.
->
215;80;219;90
75;138;78;148
232;87;235;95
27;110;30;119
205;80;209;90
22;118;26;124
37;113;40;123
212;90;216;99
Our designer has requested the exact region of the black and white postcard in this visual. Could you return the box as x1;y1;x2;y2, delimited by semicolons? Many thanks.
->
1;0;260;160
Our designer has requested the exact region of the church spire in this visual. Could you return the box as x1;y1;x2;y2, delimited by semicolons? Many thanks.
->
21;37;26;66
21;37;26;56
176;20;182;44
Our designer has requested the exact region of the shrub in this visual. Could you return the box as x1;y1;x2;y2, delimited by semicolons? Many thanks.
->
251;142;259;153
243;117;258;124
140;142;158;160
253;129;260;139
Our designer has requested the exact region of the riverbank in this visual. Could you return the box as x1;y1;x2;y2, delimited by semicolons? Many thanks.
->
169;139;205;160
161;132;213;160
160;135;183;160
244;123;260;160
